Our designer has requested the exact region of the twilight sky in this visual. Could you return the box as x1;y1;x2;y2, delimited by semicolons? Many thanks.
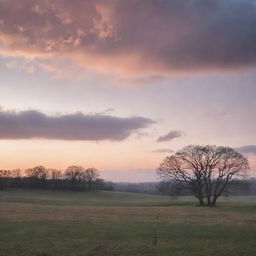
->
0;0;256;181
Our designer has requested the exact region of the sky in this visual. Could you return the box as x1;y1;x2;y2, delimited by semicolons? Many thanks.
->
0;0;256;182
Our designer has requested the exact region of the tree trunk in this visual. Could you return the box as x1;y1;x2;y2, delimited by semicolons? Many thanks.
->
211;197;217;207
198;197;205;206
207;196;212;206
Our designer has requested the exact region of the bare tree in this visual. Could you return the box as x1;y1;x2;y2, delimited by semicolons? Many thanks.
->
0;169;22;189
10;169;22;187
25;166;49;188
84;168;99;190
64;166;83;190
0;169;11;189
157;145;249;206
49;169;62;189
0;165;104;191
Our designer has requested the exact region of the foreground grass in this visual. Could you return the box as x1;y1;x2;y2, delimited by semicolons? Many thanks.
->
0;189;256;256
1;220;256;256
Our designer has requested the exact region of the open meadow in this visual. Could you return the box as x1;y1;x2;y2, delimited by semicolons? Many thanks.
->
0;189;256;256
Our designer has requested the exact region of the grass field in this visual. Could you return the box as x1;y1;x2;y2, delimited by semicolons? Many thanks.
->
0;189;256;256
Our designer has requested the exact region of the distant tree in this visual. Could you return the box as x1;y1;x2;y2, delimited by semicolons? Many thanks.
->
64;166;83;190
10;169;22;187
94;178;105;190
248;178;256;195
84;168;99;190
157;181;188;196
0;165;105;191
157;145;249;206
79;170;87;191
0;169;11;189
49;169;62;189
25;166;49;188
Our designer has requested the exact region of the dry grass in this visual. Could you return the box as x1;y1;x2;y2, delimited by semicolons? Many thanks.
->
1;189;256;256
1;201;256;225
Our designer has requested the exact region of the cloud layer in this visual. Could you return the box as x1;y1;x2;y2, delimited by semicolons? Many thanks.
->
157;130;184;142
1;0;256;77
0;109;154;141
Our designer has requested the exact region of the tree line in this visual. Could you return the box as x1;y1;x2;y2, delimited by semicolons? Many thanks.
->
0;144;253;207
0;165;114;191
157;178;256;196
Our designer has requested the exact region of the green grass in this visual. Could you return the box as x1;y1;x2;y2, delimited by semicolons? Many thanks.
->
0;188;179;206
1;220;256;256
0;189;256;256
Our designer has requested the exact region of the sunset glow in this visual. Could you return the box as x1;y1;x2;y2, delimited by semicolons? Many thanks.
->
0;0;256;181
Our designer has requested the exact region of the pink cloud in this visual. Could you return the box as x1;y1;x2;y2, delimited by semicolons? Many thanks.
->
1;0;256;79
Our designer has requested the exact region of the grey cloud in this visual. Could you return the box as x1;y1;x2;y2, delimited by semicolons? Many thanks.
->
0;109;155;141
157;130;184;142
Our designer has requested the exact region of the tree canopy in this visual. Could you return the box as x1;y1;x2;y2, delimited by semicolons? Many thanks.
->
157;145;249;206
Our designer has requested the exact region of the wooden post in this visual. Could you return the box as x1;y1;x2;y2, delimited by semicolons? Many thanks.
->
153;215;159;246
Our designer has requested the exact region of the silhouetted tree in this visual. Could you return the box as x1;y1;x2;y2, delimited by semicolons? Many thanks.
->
0;169;11;189
79;170;87;191
49;169;62;189
10;169;22;187
25;166;49;188
157;145;249;206
84;168;99;190
0;165;107;192
64;166;83;190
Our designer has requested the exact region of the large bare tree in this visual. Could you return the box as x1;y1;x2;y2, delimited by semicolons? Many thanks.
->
157;145;249;206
